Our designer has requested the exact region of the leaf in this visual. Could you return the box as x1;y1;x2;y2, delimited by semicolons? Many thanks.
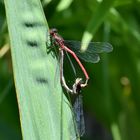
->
4;0;77;139
81;0;115;51
56;0;73;12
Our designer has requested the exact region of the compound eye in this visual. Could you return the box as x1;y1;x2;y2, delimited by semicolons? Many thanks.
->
51;28;58;33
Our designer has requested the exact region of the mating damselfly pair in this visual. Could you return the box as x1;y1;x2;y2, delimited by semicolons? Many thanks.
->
49;28;113;137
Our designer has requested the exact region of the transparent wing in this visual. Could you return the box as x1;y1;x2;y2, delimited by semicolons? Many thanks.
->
65;50;77;76
73;95;85;137
64;40;113;63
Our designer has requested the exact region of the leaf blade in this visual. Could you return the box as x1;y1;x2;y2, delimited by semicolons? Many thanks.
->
4;0;77;139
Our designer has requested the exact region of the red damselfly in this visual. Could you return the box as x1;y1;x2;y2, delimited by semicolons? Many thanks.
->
50;28;113;91
49;28;113;137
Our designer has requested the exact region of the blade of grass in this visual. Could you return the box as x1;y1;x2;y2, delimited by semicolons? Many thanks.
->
81;0;115;51
4;0;77;139
109;8;140;42
56;0;73;12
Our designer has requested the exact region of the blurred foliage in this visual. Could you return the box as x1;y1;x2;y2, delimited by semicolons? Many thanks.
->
1;0;140;140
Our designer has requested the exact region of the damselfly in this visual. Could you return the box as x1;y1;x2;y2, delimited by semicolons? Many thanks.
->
49;28;113;137
50;28;113;91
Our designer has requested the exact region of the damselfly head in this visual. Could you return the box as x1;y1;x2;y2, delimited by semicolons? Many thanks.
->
75;78;83;85
73;78;83;94
50;28;58;35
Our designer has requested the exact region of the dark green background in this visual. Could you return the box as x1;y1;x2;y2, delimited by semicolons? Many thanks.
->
1;0;140;140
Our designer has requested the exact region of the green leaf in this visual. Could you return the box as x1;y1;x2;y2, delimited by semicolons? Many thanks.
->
4;0;77;139
81;0;115;51
109;8;140;42
56;0;73;12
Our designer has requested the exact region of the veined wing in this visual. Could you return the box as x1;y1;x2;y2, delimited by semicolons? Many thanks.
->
64;40;113;63
73;95;85;137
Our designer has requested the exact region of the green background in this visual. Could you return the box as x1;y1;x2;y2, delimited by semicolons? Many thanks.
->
1;0;140;140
